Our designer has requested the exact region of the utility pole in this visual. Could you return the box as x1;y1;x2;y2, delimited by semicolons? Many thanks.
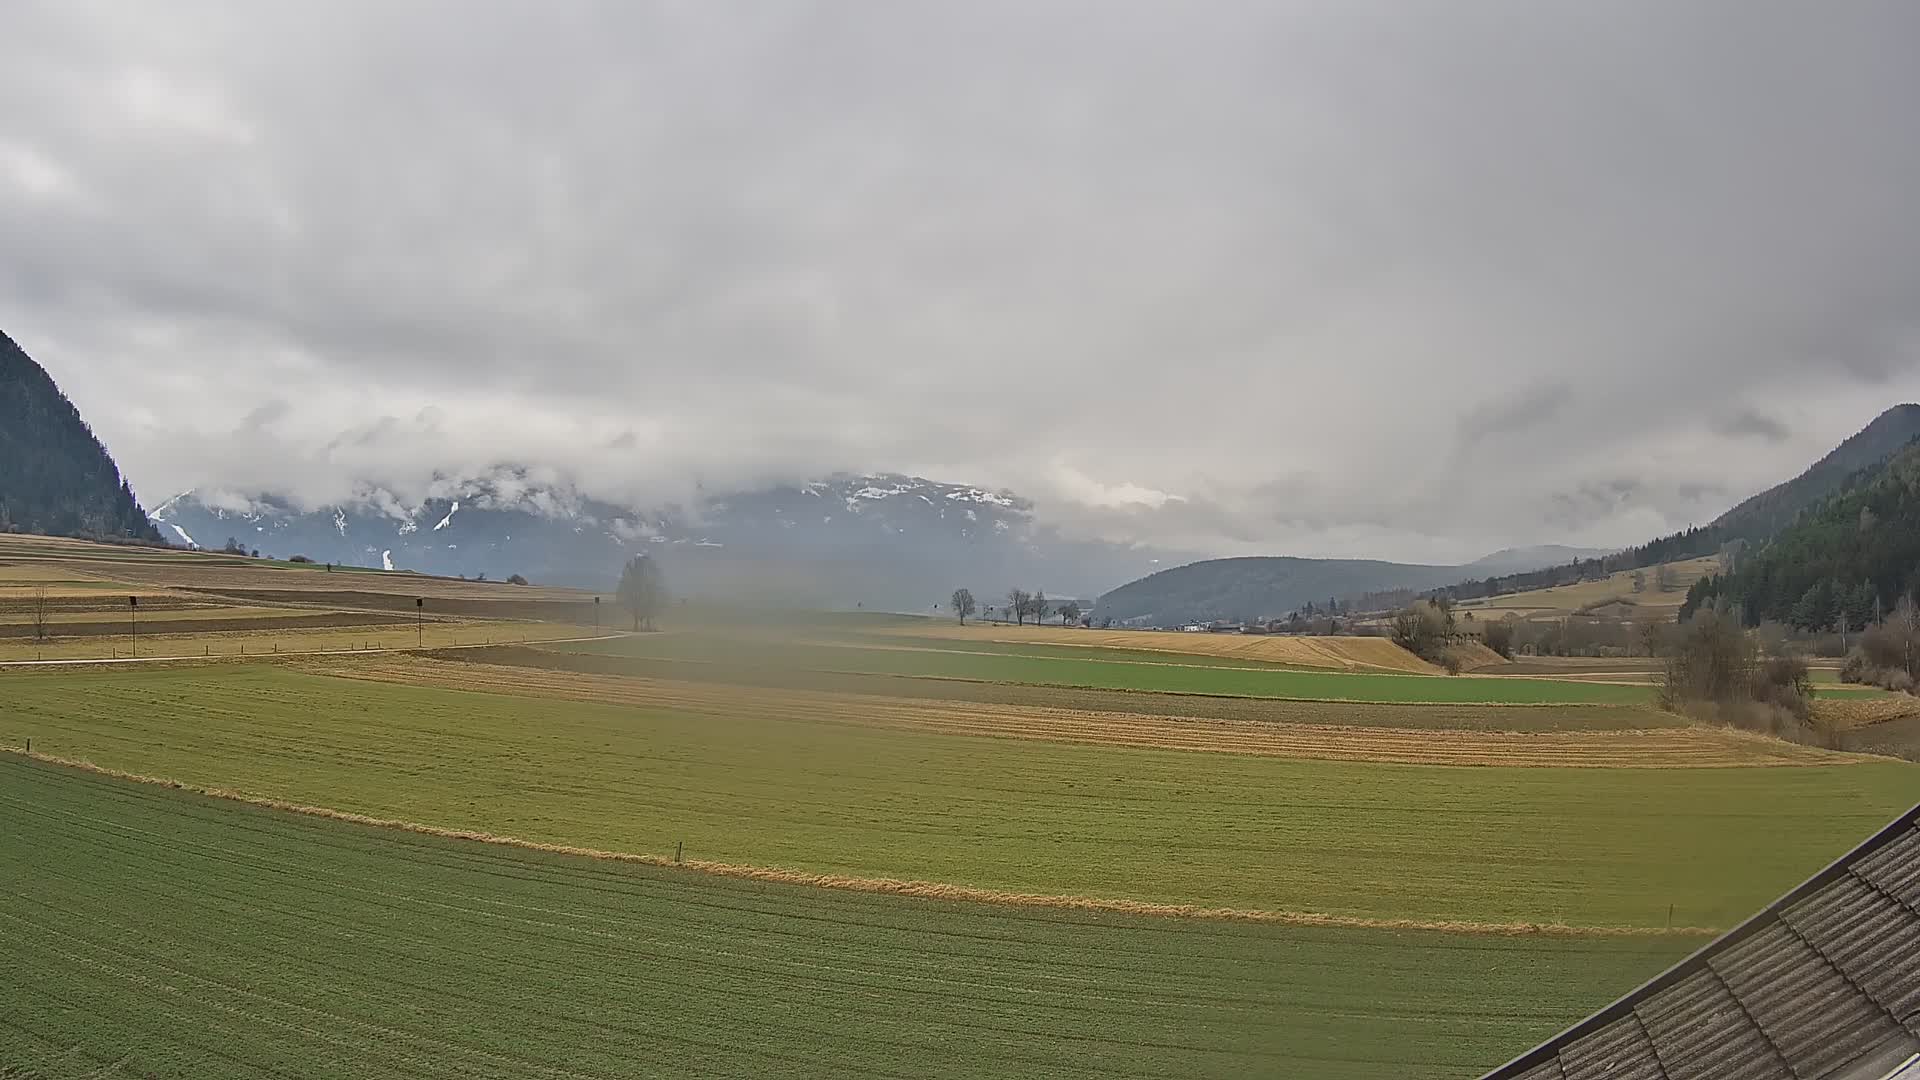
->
129;595;139;658
416;597;424;647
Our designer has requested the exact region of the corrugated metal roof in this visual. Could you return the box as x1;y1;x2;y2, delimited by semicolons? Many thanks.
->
1484;803;1920;1080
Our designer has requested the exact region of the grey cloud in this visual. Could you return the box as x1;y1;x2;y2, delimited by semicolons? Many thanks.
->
1716;410;1791;444
238;399;289;430
2;0;1917;563
1455;381;1572;451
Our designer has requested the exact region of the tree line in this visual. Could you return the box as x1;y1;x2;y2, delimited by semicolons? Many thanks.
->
950;587;1087;627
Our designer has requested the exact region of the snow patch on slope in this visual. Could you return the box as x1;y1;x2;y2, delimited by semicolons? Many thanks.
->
851;482;916;500
168;523;197;548
946;488;1015;507
153;490;194;518
433;501;459;531
381;549;394;571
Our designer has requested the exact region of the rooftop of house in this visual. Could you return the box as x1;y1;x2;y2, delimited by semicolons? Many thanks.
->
1484;802;1920;1080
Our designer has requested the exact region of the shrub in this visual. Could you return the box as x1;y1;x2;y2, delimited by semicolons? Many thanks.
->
1391;601;1449;659
1658;604;1818;737
288;554;313;564
1749;653;1812;722
1482;618;1515;659
1658;606;1754;709
1839;602;1920;695
1841;650;1870;683
507;573;528;586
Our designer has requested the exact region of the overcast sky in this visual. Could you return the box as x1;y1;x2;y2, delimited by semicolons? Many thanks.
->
3;1;1917;562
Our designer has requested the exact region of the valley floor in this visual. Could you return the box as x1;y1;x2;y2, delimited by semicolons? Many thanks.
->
4;538;1918;1079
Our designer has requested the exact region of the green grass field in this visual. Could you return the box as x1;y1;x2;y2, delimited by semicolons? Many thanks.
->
824;629;1325;669
552;633;1670;704
0;756;1697;1079
448;644;1686;732
7;665;1913;929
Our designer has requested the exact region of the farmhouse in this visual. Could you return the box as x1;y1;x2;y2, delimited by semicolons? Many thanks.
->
1485;803;1920;1080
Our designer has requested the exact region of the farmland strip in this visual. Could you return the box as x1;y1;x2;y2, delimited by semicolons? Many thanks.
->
2;749;1718;936
317;656;1848;768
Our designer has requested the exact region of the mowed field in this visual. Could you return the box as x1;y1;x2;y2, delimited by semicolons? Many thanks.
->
5;535;1919;1078
6;663;1911;930
1454;556;1723;617
551;631;1678;704
0;757;1699;1080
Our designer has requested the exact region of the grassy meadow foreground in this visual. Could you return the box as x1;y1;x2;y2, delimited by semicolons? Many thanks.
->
3;538;1918;1077
5;662;1908;927
0;757;1694;1080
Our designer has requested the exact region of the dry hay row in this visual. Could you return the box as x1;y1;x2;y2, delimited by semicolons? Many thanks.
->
312;656;1851;768
2;749;1719;938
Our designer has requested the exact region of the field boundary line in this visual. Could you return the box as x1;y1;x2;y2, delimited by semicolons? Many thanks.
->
0;631;631;669
1;748;1720;939
804;668;1629;708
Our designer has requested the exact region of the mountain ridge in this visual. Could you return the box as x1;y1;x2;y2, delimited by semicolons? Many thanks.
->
1088;549;1594;626
152;469;1197;610
1422;404;1920;603
0;329;161;542
1091;405;1920;623
1683;435;1920;627
1710;403;1920;540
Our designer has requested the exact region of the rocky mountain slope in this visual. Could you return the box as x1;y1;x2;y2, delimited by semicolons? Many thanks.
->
0;330;160;542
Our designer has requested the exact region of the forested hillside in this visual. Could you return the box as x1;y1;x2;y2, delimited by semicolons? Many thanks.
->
1432;405;1920;604
0;330;161;541
1682;440;1920;628
1712;403;1920;541
1097;556;1472;625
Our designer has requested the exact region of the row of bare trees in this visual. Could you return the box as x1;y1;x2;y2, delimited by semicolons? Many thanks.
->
950;587;1081;627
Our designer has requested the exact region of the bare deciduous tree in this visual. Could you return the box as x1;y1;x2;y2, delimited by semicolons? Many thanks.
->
31;585;49;641
616;554;666;630
1654;563;1678;593
951;588;976;626
1007;588;1030;627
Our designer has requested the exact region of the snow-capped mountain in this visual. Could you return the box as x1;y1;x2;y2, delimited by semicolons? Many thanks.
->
151;469;1189;611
